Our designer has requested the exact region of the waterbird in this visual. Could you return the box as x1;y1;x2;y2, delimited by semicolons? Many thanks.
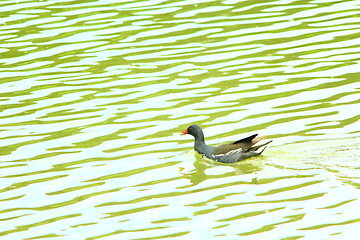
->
180;125;272;163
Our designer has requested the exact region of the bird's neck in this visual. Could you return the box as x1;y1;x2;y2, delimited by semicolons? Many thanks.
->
194;132;205;144
194;133;206;149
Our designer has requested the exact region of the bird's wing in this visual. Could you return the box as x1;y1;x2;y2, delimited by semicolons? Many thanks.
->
209;139;273;163
212;134;258;155
211;148;259;163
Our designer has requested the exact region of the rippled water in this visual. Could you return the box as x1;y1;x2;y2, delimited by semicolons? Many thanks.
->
1;0;360;239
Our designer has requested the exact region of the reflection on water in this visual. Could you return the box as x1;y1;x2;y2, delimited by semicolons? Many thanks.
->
1;0;360;239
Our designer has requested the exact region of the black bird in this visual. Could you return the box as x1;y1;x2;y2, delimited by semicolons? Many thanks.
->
181;125;272;163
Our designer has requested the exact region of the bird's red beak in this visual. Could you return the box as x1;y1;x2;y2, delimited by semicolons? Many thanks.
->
180;127;188;136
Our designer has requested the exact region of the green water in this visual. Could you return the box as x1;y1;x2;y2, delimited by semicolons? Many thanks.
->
1;0;360;239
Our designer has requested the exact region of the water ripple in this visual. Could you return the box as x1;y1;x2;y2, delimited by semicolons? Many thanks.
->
1;0;360;239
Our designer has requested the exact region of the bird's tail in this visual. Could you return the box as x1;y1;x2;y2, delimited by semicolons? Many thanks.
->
249;140;273;153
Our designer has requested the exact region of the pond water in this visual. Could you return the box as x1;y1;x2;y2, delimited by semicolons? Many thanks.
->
1;0;360;239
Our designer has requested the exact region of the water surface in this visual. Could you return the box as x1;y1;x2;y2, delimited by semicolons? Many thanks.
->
1;0;360;239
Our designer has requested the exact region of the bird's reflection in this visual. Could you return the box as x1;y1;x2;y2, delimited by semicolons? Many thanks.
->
179;152;264;187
